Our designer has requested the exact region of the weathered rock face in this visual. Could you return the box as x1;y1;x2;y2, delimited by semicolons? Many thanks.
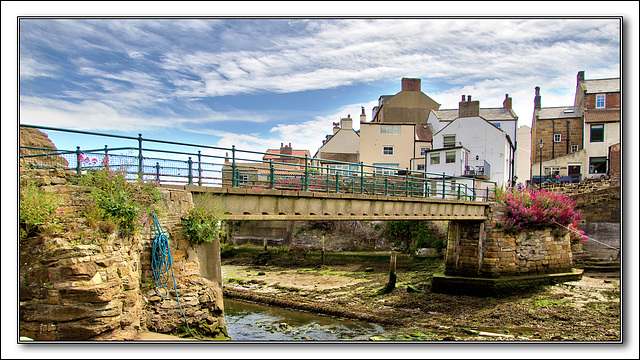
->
19;171;227;340
19;127;69;168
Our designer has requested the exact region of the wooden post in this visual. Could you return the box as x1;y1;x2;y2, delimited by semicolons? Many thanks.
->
378;251;397;294
263;238;268;252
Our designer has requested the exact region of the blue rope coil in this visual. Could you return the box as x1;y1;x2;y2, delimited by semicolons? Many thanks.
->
151;214;195;338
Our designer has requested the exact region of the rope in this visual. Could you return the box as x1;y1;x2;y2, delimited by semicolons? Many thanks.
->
152;213;196;338
552;220;620;251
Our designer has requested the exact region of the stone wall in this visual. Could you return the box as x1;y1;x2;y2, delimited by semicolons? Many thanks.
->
19;170;227;340
444;203;573;278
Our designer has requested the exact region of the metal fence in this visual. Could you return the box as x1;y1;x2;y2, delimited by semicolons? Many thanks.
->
20;124;497;201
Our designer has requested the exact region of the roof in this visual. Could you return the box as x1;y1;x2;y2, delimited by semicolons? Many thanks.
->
316;152;358;163
415;124;432;142
536;106;582;120
584;109;621;123
263;149;310;160
432;108;517;121
584;78;620;94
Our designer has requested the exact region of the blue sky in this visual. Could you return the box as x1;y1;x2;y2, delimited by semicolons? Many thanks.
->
15;15;623;159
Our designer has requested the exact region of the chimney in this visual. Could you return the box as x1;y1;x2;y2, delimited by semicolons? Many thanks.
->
401;77;421;92
341;116;353;131
577;71;585;85
503;94;512;110
280;142;292;156
333;121;340;135
534;86;541;110
458;94;480;118
360;106;366;123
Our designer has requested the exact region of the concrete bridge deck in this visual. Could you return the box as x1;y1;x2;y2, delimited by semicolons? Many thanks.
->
166;185;490;221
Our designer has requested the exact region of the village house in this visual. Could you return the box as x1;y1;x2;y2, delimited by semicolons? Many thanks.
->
426;95;516;188
530;71;620;183
313;111;361;175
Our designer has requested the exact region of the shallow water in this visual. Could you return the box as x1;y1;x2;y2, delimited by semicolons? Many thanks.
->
224;298;385;341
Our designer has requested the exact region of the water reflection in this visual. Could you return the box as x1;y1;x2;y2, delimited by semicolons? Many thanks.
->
224;298;385;341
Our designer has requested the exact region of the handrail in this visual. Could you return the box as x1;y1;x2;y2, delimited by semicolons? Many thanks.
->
19;124;497;201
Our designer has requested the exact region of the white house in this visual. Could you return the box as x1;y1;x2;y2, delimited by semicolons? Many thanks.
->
427;97;516;187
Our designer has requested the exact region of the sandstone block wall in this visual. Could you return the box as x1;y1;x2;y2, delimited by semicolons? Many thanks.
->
19;170;227;340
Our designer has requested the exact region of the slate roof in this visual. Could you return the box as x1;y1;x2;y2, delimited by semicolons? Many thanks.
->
415;124;432;142
584;78;620;94
432;108;517;121
536;106;582;120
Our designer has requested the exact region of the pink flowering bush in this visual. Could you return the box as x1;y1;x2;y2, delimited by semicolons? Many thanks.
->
492;189;587;242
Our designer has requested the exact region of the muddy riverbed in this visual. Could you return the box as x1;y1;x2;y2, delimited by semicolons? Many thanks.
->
221;249;621;341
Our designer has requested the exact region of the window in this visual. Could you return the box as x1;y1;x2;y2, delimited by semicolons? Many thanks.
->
239;174;249;184
374;167;397;176
420;146;430;156
493;122;501;128
328;164;349;176
445;151;456;164
379;125;401;135
417;164;425;171
443;135;456;148
590;124;604;142
571;145;579;153
596;94;606;109
554;134;562;142
430;153;440;165
544;167;560;178
382;146;394;155
589;157;607;174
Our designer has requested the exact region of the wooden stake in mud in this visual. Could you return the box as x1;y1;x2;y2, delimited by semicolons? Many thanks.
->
263;238;268;252
378;251;397;295
321;235;325;266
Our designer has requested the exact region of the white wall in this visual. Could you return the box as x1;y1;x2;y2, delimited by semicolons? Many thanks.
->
432;116;512;186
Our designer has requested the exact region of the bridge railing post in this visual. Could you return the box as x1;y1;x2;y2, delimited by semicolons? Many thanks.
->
372;174;376;195
187;157;193;185
269;159;275;189
405;168;409;197
457;183;461;200
384;177;389;196
75;146;82;174
197;150;202;186
137;133;143;181
335;172;340;193
103;145;109;170
426;181;430;198
325;165;330;193
304;154;309;191
231;145;236;187
155;162;160;184
360;162;364;194
472;178;476;201
442;172;446;199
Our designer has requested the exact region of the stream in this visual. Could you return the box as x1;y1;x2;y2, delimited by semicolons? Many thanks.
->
224;298;386;341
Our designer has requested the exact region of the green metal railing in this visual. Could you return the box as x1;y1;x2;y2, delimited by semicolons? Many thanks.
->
19;124;498;201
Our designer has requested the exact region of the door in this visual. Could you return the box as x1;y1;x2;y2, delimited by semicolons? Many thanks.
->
568;164;581;182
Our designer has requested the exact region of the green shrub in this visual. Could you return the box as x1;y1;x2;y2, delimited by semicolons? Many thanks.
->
385;220;445;253
19;180;62;238
79;168;161;235
181;203;227;244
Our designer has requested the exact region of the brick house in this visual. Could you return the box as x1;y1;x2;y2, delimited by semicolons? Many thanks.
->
530;71;620;182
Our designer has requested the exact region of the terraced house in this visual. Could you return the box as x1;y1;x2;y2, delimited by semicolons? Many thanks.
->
531;71;621;183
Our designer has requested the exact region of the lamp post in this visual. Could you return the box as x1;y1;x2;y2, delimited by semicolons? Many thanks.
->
538;138;544;190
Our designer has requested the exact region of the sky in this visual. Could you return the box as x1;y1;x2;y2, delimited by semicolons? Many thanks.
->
13;12;624;161
4;2;640;360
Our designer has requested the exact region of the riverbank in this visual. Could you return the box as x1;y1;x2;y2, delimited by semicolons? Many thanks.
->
221;248;620;341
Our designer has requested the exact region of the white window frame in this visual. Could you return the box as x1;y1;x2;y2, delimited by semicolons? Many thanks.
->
571;145;579;153
328;164;350;176
443;135;456;148
382;146;394;155
374;167;396;176
419;146;430;156
379;125;401;135
595;94;606;109
239;174;249;184
445;151;456;164
554;134;562;142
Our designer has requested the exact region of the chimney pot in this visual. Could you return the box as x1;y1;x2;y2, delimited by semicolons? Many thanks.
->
467;95;471;102
461;95;466;101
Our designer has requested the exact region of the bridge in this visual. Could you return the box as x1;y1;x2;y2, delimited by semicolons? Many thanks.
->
172;184;489;221
21;124;495;221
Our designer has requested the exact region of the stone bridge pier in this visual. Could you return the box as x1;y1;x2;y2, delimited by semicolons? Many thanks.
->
433;203;583;296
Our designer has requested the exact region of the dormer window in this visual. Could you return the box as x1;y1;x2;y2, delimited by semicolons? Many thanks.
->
596;94;606;109
563;109;574;114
